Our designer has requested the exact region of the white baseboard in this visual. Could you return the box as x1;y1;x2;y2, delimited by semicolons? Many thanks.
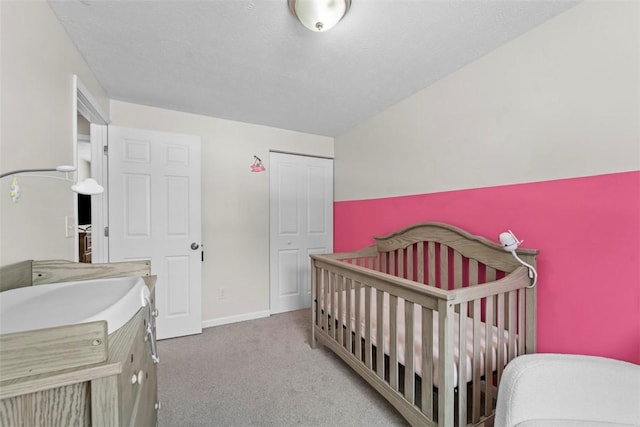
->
202;310;271;329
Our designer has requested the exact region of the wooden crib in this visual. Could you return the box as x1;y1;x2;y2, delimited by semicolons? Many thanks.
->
310;223;538;427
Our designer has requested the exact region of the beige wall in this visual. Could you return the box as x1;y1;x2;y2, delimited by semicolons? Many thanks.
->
0;1;109;265
335;1;640;201
0;0;333;326
109;100;333;324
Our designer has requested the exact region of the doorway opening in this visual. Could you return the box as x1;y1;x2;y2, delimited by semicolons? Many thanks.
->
73;75;109;263
76;115;92;262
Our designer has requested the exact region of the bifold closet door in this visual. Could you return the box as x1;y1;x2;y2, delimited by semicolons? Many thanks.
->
269;152;333;314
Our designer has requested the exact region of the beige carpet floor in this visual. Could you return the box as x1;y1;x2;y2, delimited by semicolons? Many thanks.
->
157;308;408;426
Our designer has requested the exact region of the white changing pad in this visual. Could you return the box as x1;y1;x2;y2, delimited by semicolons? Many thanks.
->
321;289;516;388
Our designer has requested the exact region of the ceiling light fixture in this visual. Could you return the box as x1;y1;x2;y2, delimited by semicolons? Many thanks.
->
288;0;351;32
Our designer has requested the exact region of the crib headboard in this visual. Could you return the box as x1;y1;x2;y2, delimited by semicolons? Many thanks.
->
329;222;539;291
374;222;538;277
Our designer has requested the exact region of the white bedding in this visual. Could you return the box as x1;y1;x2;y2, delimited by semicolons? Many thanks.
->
322;289;516;388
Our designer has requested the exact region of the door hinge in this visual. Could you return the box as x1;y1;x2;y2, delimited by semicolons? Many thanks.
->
103;145;108;155
104;226;109;237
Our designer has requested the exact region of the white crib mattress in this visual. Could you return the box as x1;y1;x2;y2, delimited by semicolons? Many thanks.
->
322;289;515;388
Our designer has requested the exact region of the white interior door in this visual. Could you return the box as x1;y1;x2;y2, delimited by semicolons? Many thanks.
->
269;152;333;314
89;123;108;263
108;126;202;339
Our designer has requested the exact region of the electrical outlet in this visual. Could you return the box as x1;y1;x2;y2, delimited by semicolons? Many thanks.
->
64;215;76;238
219;288;225;299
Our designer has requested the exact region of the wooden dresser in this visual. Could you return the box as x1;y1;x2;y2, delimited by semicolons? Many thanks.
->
0;260;158;426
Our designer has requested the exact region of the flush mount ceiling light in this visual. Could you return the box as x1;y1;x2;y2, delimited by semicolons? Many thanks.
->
288;0;351;32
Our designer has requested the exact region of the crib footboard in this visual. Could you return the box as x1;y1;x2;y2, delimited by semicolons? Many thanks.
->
310;251;535;427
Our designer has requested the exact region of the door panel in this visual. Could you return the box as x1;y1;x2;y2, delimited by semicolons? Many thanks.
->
270;152;333;314
279;249;301;297
109;126;202;339
308;166;328;234
166;255;191;316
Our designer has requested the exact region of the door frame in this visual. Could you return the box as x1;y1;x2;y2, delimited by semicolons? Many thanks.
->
72;75;110;263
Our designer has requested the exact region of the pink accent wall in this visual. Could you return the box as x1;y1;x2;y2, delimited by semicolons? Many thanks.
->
334;171;640;364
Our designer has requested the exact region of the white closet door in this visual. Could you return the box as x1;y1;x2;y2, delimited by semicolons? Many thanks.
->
270;152;333;314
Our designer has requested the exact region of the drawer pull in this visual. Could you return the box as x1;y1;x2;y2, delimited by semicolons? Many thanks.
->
144;295;160;364
148;326;160;364
131;370;145;385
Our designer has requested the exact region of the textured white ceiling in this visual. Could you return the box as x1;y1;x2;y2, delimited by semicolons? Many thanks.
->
49;0;579;137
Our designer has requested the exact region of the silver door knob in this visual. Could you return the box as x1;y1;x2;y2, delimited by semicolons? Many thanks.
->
191;242;200;250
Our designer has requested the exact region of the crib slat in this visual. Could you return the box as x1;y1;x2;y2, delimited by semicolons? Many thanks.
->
311;263;318;348
458;301;468;427
484;296;494;416
438;300;455;427
453;251;463;289
364;286;378;368
417;242;425;284
428;241;436;286
338;274;345;347
389;251;396;277
389;295;398;390
330;272;337;341
469;259;478;286
355;282;362;361
439;245;449;289
346;278;353;353
407;245;414;281
404;300;415;404
334;272;341;341
365;286;372;369
421;306;434;419
518;288;526;356
380;252;387;275
326;272;332;340
472;298;482;423
397;249;404;279
497;292;505;389
376;289;384;379
323;269;329;336
508;290;517;361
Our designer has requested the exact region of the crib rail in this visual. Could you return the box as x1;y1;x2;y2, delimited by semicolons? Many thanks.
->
311;252;534;427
